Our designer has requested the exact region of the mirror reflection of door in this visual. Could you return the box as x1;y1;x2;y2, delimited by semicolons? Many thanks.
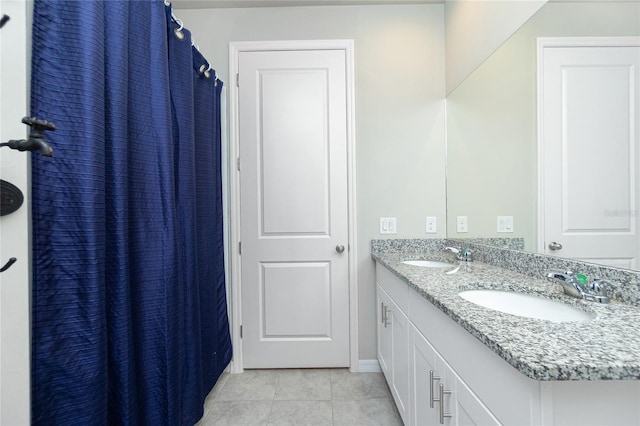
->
539;37;640;269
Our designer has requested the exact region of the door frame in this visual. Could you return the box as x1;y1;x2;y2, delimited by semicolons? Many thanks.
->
0;0;31;423
228;40;358;373
536;36;640;254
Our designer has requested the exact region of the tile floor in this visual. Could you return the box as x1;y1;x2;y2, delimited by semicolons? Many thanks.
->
195;369;403;426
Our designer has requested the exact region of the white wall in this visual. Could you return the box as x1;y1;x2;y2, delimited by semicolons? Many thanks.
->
445;0;547;94
0;0;31;424
176;4;447;361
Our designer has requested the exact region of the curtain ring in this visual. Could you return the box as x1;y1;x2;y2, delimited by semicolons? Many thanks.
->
199;64;211;79
174;18;185;41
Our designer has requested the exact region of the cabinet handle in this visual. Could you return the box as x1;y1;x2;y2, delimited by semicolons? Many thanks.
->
383;306;391;327
439;383;452;424
429;370;441;408
381;302;385;324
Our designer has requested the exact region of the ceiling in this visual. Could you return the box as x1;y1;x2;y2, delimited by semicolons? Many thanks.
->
171;0;442;9
171;0;640;10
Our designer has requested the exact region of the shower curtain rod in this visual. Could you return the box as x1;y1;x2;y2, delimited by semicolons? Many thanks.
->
164;0;219;83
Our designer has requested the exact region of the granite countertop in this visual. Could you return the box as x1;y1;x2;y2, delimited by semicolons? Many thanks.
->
372;251;640;381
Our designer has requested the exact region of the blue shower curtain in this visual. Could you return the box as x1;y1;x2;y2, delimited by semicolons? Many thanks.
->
30;1;231;424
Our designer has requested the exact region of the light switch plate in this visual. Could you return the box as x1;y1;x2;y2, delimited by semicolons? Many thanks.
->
425;216;437;234
380;217;397;234
456;216;468;233
497;216;514;233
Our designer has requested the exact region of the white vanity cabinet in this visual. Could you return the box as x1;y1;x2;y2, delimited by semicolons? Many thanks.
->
376;261;640;426
377;263;500;426
377;283;411;423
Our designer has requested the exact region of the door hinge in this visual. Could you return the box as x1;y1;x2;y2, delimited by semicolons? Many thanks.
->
236;73;239;87
238;241;242;255
240;325;243;338
237;157;240;171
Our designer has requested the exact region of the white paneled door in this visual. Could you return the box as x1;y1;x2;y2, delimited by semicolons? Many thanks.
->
238;48;350;368
540;38;640;269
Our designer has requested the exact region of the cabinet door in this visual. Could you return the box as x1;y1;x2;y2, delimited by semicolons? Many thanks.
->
390;298;410;424
377;285;392;378
378;284;410;424
410;324;498;426
454;378;500;426
438;357;455;426
410;325;440;426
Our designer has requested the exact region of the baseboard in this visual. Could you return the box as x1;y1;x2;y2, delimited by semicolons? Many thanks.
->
358;359;382;372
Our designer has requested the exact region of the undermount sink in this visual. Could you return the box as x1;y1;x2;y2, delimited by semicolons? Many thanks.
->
402;260;455;268
458;289;596;323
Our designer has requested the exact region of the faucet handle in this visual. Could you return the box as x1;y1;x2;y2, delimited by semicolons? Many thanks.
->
583;278;611;304
444;246;473;262
460;248;473;262
589;278;611;296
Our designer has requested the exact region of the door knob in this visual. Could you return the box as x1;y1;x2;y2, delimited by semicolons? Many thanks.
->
335;244;345;254
548;241;563;251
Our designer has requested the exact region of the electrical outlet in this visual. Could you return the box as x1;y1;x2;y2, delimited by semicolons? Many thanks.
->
497;216;514;233
456;216;468;233
379;217;397;234
425;216;437;233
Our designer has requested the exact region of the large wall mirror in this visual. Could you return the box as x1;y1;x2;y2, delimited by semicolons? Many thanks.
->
446;0;640;269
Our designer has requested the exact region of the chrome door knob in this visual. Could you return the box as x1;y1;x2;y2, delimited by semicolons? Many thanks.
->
335;244;345;254
548;241;563;251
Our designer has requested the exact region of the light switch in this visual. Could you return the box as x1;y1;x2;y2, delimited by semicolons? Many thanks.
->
380;217;397;235
497;216;514;233
456;216;468;233
425;216;437;234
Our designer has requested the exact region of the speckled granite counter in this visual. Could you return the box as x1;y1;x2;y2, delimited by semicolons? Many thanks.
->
372;251;640;381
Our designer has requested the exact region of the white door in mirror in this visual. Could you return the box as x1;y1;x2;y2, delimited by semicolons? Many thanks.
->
540;38;640;269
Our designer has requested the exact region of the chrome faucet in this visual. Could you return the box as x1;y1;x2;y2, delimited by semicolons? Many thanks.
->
546;270;611;303
444;246;473;262
546;270;583;298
